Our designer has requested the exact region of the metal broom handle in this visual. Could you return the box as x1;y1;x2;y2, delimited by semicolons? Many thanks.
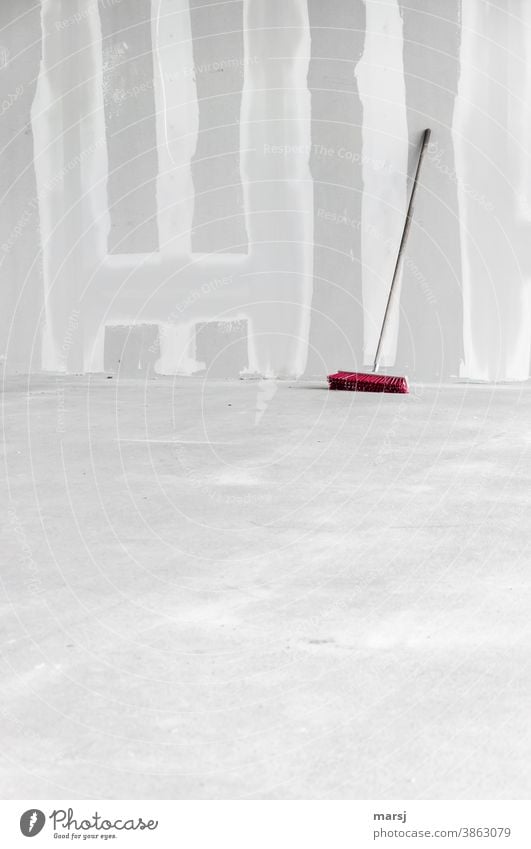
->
372;127;431;373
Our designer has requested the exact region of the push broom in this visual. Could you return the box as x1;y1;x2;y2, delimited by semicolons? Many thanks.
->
328;127;431;394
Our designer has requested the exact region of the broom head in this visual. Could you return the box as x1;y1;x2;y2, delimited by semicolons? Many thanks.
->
328;370;409;394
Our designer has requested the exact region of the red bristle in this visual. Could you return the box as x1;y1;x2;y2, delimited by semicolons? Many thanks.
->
327;371;409;394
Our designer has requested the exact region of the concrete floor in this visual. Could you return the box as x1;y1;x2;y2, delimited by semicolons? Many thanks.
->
1;375;530;799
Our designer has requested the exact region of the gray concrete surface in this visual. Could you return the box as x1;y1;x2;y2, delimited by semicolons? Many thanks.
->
1;376;530;798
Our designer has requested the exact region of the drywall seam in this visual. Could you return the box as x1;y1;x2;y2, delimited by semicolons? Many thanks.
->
454;0;531;381
32;0;109;373
356;0;408;368
240;0;314;377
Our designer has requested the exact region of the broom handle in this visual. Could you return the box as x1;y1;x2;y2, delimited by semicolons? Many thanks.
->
372;127;431;373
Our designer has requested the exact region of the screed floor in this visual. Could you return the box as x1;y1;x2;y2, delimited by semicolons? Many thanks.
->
1;375;530;799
